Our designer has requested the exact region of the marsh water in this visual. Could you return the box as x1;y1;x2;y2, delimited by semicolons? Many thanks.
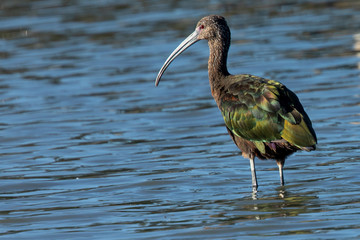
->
1;0;360;239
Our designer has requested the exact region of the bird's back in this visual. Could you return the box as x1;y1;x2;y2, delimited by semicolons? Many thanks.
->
217;74;317;160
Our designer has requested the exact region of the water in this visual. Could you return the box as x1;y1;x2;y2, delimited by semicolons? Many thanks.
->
1;0;360;239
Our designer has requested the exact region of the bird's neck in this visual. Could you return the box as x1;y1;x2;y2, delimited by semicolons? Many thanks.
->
208;39;230;98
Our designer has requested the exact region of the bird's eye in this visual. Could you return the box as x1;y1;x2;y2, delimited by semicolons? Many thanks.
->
199;24;204;29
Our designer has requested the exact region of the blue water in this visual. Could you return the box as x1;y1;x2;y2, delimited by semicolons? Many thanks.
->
1;0;360;239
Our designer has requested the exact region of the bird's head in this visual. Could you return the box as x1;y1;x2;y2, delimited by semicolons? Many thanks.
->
155;15;230;86
196;15;230;42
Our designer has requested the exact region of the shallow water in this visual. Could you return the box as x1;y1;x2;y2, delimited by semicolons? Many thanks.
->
1;0;360;239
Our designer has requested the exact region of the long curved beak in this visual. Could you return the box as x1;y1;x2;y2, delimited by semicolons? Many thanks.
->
155;29;200;86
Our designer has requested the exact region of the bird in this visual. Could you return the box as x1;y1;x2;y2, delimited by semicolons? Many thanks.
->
155;15;317;191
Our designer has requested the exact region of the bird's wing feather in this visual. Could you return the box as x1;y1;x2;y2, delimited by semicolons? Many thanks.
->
219;75;317;148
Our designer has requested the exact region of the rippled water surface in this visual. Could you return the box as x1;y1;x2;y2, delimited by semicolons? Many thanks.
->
1;0;360;239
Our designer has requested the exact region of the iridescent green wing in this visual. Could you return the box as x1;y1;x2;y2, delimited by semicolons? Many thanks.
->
219;75;316;151
280;84;317;148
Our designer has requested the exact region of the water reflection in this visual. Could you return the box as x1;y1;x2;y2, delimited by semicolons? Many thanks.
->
215;189;318;223
354;33;360;70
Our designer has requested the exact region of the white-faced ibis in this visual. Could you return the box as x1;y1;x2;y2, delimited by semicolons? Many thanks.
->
155;15;317;191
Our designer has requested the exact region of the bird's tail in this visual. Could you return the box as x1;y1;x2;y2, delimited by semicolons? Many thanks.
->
300;145;316;152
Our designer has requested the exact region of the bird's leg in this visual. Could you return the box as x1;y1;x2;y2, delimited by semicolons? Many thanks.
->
276;159;285;186
249;156;258;191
